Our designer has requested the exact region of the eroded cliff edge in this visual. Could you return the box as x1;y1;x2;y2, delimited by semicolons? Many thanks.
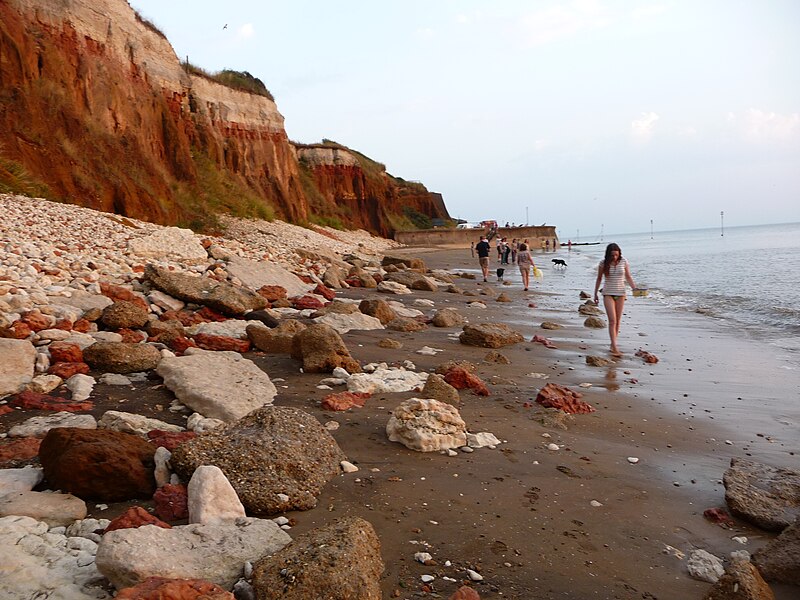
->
0;0;449;235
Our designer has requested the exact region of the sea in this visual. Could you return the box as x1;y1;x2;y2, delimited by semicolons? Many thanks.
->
562;221;800;360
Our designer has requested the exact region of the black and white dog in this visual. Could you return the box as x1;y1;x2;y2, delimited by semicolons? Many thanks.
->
552;258;567;268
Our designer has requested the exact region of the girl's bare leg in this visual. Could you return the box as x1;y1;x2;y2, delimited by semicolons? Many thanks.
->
603;295;622;355
521;268;529;290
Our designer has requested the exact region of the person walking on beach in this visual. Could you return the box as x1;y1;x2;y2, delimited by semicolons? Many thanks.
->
470;241;475;258
593;242;637;357
516;242;535;291
476;236;491;282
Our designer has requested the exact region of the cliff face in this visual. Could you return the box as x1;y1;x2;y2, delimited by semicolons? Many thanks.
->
296;145;449;237
0;0;448;233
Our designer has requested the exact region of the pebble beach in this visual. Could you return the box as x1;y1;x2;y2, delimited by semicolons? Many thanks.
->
1;193;798;599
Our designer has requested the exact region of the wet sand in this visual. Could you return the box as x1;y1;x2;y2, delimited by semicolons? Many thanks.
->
3;246;798;599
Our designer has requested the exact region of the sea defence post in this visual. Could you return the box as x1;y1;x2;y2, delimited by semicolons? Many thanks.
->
394;225;558;249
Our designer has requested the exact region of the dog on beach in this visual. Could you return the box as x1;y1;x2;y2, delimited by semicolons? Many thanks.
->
496;267;505;280
552;258;567;268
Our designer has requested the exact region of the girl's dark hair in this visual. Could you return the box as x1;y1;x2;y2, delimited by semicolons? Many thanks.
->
602;243;622;276
519;243;528;250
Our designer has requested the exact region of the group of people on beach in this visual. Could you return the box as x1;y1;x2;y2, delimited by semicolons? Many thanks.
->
475;237;637;356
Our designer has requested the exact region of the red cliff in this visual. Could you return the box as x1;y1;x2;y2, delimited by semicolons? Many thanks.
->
0;0;449;234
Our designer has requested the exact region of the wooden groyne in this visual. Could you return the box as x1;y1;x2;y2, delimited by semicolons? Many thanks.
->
394;226;558;249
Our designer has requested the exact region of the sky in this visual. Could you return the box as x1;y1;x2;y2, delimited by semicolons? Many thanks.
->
129;0;800;237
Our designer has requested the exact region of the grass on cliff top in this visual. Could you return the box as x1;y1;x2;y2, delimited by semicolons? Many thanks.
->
133;10;167;40
0;155;52;199
173;153;275;232
182;61;274;101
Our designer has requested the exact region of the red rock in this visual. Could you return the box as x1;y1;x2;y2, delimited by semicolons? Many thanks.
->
0;321;33;339
195;307;228;322
0;405;12;416
105;506;172;533
48;342;84;364
372;273;383;284
167;336;197;355
536;383;596;414
116;577;234;600
297;275;315;284
147;430;197;452
10;390;93;412
450;586;481;600
314;283;336;301
531;334;557;349
257;285;288;301
321;391;372;411
72;319;92;333
444;367;490;396
635;349;659;364
703;507;734;526
193;333;250;353
0;438;42;465
117;328;146;343
39;428;157;501
21;311;52;332
344;278;362;287
153;483;189;521
52;319;74;331
100;282;148;310
47;361;91;379
291;295;325;310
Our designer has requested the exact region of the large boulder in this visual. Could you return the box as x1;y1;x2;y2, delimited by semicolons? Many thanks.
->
0;491;87;527
536;383;596;414
145;264;266;316
252;517;383;600
752;519;800;585
83;342;161;374
358;298;398;324
39;428;156;501
127;227;208;262
100;301;150;330
702;558;775;600
225;256;314;298
386;398;467;452
170;406;346;515
723;458;800;532
0;338;36;396
95;519;291;590
313;312;384;334
247;320;306;354
385;271;438;291
432;308;466;328
381;255;426;271
187;465;246;525
459;323;524;348
291;323;362;374
156;350;277;422
420;373;461;406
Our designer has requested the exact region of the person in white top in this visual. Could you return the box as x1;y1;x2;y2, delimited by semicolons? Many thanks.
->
593;243;636;357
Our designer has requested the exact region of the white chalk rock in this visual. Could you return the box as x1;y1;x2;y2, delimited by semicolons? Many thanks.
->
154;447;172;488
377;281;412;294
187;319;255;340
467;432;502;448
687;548;725;583
147;290;185;312
0;339;36;396
386;398;467;452
66;373;95;402
98;410;182;437
28;374;62;394
156;351;276;422
186;412;226;433
128;227;208;263
347;367;428;394
9;412;97;438
188;465;246;525
98;373;132;386
313;312;384;334
95;518;291;590
0;515;110;600
0;466;44;494
0;491;87;527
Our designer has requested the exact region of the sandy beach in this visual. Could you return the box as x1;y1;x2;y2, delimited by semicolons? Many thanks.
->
1;210;798;599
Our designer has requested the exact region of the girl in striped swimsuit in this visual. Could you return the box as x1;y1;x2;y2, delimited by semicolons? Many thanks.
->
593;243;637;357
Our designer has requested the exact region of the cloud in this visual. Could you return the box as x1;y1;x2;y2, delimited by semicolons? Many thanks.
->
631;112;660;142
518;0;614;47
415;27;435;39
736;108;800;141
236;23;254;40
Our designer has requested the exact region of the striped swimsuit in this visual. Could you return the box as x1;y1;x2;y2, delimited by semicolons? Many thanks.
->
601;258;628;296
